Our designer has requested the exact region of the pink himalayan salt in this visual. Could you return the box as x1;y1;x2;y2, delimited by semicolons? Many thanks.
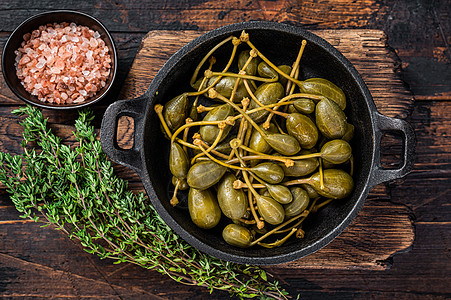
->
15;22;111;104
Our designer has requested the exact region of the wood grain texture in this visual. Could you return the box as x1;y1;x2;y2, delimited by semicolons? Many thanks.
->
0;1;449;298
0;0;448;99
1;100;448;298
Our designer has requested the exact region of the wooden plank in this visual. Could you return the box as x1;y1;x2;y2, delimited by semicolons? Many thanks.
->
0;1;393;32
0;194;447;298
0;1;448;298
275;223;451;297
415;93;451;101
0;205;205;299
115;29;415;270
279;200;414;270
391;101;451;224
121;30;413;118
0;0;448;101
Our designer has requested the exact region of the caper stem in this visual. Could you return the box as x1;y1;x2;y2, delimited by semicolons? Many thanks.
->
186;77;222;97
238;218;256;225
230;98;250;160
349;154;354;177
289;152;322;160
319;158;325;190
241;53;255;72
154;104;173;138
274;213;309;234
196;154;293;166
248;171;269;187
182;118;192;153
242;119;253;157
188;38;240;97
194;140;252;172
286;39;307;95
236;144;294;167
154;107;209;151
229;74;242;104
249;211;308;246
242;78;282;117
288;66;299;95
190;127;224;164
245;38;306;87
231;118;248;160
233;181;263;189
249;188;264;230
230;100;296;120
296;227;305;239
229;81;241;104
265;40;305;128
235;177;312;189
170;119;227;144
229;51;255;103
170;180;180;207
235;145;267;187
178;139;202;150
206;70;278;83
309;197;320;210
210;89;269;138
230;146;252;186
306;197;320;215
279;178;310;186
228;94;323;123
190;36;234;87
232;147;264;229
223;38;240;71
241;155;292;166
234;120;253;171
197;140;230;159
257;228;297;248
282;92;326;103
276;197;320;234
191;57;216;113
311;198;333;213
196;105;215;113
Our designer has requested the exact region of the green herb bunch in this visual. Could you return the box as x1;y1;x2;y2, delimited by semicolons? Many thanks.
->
0;105;290;299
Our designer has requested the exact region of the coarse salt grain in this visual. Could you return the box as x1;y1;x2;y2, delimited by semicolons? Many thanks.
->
15;22;111;104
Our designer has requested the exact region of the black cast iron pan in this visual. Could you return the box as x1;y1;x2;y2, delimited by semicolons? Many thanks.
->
100;22;415;265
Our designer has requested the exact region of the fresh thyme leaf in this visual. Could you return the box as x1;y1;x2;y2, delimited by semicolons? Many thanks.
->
0;105;291;300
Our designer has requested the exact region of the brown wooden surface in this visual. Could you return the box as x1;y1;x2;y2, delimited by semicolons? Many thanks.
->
119;29;414;270
0;0;450;299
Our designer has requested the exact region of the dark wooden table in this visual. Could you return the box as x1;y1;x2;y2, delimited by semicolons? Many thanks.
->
0;1;450;299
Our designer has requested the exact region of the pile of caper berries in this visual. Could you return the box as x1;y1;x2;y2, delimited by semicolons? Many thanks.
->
155;31;354;249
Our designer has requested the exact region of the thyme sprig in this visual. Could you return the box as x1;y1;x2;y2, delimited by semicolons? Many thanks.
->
0;105;290;299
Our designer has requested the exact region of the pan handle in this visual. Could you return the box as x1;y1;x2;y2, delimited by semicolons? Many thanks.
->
369;112;416;188
100;96;147;174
